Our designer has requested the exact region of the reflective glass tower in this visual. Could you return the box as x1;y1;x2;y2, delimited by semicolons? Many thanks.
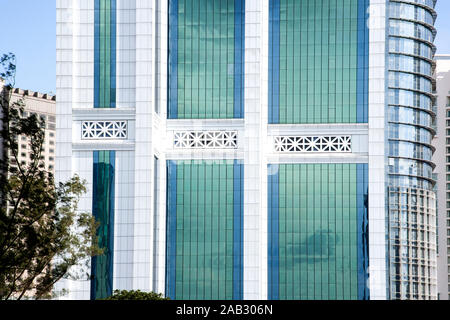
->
56;0;438;300
387;0;437;299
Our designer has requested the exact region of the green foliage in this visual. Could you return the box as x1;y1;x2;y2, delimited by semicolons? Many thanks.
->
0;53;102;300
0;53;16;84
104;290;170;301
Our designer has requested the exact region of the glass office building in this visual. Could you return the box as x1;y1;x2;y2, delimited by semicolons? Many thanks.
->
387;0;437;299
56;0;437;300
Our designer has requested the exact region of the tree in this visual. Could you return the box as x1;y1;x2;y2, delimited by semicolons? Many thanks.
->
0;53;102;300
104;290;170;300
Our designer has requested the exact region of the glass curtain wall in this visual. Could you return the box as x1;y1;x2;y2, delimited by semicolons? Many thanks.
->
387;0;438;300
166;160;244;299
269;0;369;124
90;0;117;300
268;163;369;300
387;0;436;190
91;151;116;300
168;0;245;119
94;0;116;109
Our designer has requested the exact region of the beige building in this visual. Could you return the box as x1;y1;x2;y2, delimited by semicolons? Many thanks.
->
0;79;56;175
433;54;450;300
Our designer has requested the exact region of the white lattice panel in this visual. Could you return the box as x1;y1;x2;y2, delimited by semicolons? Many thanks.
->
174;131;238;149
81;121;128;139
274;136;352;153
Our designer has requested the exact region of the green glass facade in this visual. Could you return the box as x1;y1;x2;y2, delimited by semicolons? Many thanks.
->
166;160;243;299
168;0;245;119
90;0;117;301
269;0;369;124
94;0;116;108
268;163;369;300
91;151;116;300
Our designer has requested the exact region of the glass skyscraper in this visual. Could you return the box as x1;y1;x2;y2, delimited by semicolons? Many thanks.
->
56;0;438;300
387;0;437;299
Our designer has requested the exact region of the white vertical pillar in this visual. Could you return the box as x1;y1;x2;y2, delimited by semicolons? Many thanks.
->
154;0;169;295
259;0;270;300
56;0;74;192
72;0;94;110
55;0;76;299
368;0;388;300
133;0;153;291
114;150;135;290
117;0;137;109
244;0;263;300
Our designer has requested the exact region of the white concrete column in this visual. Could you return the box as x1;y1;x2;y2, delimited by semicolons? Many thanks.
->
368;0;388;300
133;0;153;291
244;0;263;300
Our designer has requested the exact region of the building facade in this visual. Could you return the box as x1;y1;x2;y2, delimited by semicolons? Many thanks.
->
55;0;437;300
0;80;56;175
387;0;437;299
433;54;450;300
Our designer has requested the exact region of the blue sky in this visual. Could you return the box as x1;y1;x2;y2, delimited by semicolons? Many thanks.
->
0;0;55;94
0;1;450;94
435;0;450;55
